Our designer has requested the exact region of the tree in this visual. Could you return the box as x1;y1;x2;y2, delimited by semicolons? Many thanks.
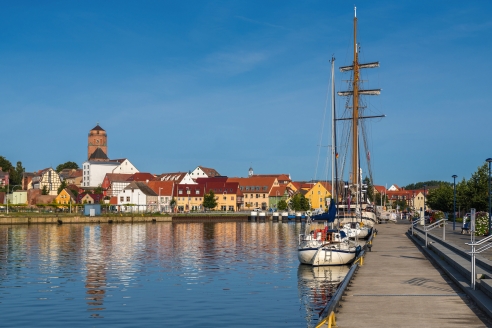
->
462;164;489;212
170;198;176;211
57;180;67;195
41;185;48;195
404;181;449;190
278;200;288;211
426;183;453;212
203;191;217;210
290;193;310;211
93;186;103;194
12;161;24;185
56;161;79;173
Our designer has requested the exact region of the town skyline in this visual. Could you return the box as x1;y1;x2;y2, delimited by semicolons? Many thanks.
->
1;1;491;186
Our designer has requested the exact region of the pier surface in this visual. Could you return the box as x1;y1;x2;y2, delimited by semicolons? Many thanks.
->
335;222;492;327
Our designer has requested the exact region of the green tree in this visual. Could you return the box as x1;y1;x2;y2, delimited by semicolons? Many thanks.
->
291;193;310;211
41;185;49;195
170;197;176;211
93;186;103;194
426;183;454;212
56;161;79;173
404;181;449;190
57;180;67;195
462;164;489;212
12;161;24;185
203;191;217;210
277;199;288;211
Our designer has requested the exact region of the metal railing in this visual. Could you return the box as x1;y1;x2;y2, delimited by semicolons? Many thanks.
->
316;229;376;327
466;234;492;290
423;219;447;247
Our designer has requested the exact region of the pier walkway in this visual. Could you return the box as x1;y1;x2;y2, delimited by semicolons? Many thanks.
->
334;222;492;327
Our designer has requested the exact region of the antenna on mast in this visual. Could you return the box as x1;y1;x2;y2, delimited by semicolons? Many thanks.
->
354;6;356;18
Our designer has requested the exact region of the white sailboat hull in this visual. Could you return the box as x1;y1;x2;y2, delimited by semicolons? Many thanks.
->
298;243;357;266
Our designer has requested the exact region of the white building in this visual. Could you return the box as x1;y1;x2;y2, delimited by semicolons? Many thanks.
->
156;172;197;185
82;158;139;189
116;182;158;213
190;166;220;179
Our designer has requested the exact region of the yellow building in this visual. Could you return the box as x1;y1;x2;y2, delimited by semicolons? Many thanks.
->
305;182;332;211
55;188;76;207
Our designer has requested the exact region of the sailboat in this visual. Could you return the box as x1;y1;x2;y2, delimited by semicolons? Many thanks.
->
298;57;361;266
336;6;383;228
298;8;381;266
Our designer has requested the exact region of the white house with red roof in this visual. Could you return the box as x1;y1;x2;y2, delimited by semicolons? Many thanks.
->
190;166;220;179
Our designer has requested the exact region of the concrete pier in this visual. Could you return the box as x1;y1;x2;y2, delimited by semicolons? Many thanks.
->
334;222;492;327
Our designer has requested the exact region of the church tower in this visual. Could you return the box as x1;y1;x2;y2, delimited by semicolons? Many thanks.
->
88;124;108;161
248;166;254;177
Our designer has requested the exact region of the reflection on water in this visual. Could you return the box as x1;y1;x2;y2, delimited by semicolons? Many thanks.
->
0;222;342;327
297;264;349;327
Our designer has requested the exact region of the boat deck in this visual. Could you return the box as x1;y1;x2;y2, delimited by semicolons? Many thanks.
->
333;222;492;327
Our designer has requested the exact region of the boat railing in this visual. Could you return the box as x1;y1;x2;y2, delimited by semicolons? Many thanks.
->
316;228;376;327
423;219;447;247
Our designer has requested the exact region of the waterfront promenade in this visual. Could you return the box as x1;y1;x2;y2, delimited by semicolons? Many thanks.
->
334;222;492;327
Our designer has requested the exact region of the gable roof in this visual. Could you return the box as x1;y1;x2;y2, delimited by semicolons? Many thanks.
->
227;176;277;190
197;166;220;177
105;173;134;182
147;180;175;195
124;181;158;196
63;188;76;200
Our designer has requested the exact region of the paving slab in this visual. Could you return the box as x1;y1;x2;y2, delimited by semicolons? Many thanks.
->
334;223;492;328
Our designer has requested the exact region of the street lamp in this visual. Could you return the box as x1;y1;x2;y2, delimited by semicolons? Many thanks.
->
486;158;492;235
452;174;457;231
6;184;21;215
223;190;227;213
186;187;190;213
423;185;427;226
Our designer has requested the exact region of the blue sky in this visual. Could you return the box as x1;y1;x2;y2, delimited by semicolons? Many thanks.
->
1;1;491;187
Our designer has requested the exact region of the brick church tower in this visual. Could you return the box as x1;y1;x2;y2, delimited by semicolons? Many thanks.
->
87;124;108;161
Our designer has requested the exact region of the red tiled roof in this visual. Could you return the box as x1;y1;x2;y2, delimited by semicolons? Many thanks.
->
91;125;105;131
127;173;155;182
147;181;175;195
105;173;133;182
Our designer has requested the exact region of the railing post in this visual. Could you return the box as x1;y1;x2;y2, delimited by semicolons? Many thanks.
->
471;244;476;290
443;219;446;241
425;228;428;247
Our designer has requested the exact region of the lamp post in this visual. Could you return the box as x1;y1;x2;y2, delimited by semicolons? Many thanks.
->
452;175;457;231
486;158;492;235
6;185;21;215
423;185;427;226
223;191;227;213
186;187;190;213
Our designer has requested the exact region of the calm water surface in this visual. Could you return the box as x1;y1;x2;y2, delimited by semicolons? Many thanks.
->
0;222;343;327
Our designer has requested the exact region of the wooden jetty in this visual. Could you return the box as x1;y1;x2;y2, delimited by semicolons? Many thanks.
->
328;223;492;327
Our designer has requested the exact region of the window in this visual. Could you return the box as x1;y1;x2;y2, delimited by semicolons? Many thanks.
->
223;196;226;201
256;194;259;198
262;194;265;198
196;190;199;195
318;191;320;195
231;196;234;200
126;196;130;202
120;197;124;202
179;190;183;194
245;194;248;198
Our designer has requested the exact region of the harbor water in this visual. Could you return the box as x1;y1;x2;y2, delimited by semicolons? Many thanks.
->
0;221;347;327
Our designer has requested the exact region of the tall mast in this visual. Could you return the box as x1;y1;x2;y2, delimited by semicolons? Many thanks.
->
338;7;383;196
352;7;359;187
331;57;335;198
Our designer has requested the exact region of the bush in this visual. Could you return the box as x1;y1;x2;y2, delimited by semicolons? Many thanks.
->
474;212;489;236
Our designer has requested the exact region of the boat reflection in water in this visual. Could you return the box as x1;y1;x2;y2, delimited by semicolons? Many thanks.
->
297;264;350;327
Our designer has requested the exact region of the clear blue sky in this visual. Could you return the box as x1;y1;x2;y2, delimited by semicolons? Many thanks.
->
1;1;491;187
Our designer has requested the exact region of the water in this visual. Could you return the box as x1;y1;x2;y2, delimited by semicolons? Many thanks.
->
0;222;343;327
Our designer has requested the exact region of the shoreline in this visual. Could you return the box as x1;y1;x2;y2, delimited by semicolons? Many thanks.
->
0;214;253;225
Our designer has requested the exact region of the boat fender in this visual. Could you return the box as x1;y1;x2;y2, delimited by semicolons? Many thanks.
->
306;210;312;216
